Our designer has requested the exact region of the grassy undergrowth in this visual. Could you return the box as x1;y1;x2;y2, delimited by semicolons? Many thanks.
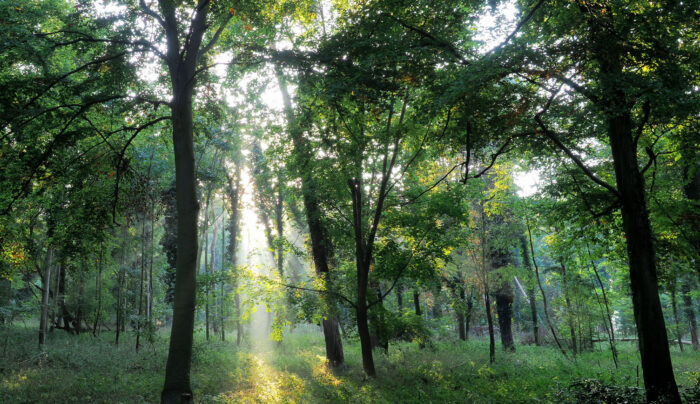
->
1;324;698;403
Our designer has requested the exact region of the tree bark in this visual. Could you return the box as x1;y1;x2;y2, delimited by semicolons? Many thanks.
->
520;235;539;345
526;219;567;358
457;285;466;341
39;247;53;347
276;69;344;368
160;1;211;400
494;283;515;352
587;26;680;401
485;289;496;363
560;263;577;356
93;245;103;337
226;162;242;346
588;245;618;368
681;277;698;350
413;291;421;316
670;280;684;352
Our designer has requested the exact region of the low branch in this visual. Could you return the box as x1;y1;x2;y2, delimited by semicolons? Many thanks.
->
535;116;621;199
277;282;357;309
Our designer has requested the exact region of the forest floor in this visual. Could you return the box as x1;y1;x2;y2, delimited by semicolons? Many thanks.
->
0;323;698;403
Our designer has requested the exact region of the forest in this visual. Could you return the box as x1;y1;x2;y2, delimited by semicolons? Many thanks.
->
0;0;698;403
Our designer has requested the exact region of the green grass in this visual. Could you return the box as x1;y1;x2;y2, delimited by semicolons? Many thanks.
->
1;324;698;403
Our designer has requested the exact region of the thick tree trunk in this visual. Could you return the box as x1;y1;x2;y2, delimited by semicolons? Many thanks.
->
494;284;515;352
457;286;466;341
413;291;421;316
606;107;680;403
161;74;199;404
589;32;680;401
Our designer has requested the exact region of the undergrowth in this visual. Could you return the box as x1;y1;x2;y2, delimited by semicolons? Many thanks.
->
1;324;698;403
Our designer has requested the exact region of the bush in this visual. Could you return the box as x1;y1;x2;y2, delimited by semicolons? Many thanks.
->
554;378;644;404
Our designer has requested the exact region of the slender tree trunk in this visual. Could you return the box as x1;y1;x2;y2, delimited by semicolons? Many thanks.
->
465;287;474;340
137;213;147;351
356;274;375;375
526;219;567;358
276;70;344;367
93;246;103;336
681;278;698;350
226;162;242;347
588;245;618;367
485;289;495;364
396;286;403;309
348;177;376;376
560;263;577;356
204;209;210;342
670;280;684;352
116;225;127;346
275;179;284;277
39;248;53;347
148;195;155;339
76;274;84;335
520;235;539;345
211;216;219;336
220;204;226;342
413;291;421;316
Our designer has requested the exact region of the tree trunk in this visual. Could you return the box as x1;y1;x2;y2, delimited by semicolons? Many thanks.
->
161;48;200;404
356;280;375;363
681;277;698;350
560;263;577;356
413;291;421;316
588;245;618;368
275;179;284;277
276;70;344;367
39;248;53;347
526;219;567;358
457;286;466;341
226;162;242;347
115;225;127;346
465;287;474;340
494;283;515;352
220;205;225;341
593;35;680;402
93;246;103;337
520;235;539;345
670;281;684;352
485;290;495;363
137;213;147;351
